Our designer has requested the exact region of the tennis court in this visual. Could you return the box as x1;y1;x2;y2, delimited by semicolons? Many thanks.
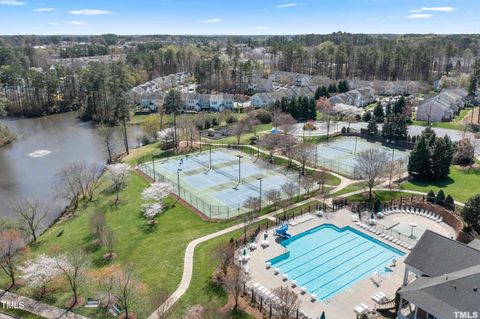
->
137;148;305;219
314;136;410;179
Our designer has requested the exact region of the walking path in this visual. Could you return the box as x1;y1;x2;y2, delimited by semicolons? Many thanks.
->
0;290;89;319
147;197;317;319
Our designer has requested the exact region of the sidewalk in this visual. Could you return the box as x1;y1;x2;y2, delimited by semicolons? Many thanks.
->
0;291;89;319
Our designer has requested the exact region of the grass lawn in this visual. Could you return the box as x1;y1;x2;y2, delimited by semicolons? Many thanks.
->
347;190;421;202
412;108;471;131
331;181;369;197
0;172;241;318
400;166;480;203
202;123;273;145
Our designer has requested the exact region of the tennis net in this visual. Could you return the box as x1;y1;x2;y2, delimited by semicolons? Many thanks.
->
326;144;353;154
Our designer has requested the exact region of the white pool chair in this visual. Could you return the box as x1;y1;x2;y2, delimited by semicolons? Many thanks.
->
291;280;297;288
380;233;386;238
408;245;414;250
265;262;272;269
300;286;307;294
437;216;443;223
274;268;280;275
372;292;387;303
311;294;317;301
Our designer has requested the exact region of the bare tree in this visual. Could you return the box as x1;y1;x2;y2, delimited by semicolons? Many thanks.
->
55;250;90;309
246;110;260;136
111;264;143;319
273;286;300;319
221;264;247;311
11;199;47;242
281;135;299;167
101;225;116;260
316;97;336;144
232;119;248;145
106;163;131;205
293;141;315;175
272;111;296;135
355;149;390;200
243;196;261;213
89;210;106;241
281;182;297;204
214;242;235;276
98;123;116;164
149;288;171;319
301;176;316;196
83;163;103;202
242;199;258;243
265;189;282;210
0;229;24;289
55;162;84;211
260;134;283;162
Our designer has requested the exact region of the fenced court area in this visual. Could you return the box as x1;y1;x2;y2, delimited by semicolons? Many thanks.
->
137;148;305;219
314;136;410;179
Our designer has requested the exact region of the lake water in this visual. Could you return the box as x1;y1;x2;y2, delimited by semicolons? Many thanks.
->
0;112;143;228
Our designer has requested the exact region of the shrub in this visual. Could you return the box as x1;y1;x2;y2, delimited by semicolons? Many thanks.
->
226;115;236;124
341;126;347;134
436;190;446;206
211;117;219;126
204;119;211;129
255;109;272;124
445;194;455;211
462;194;480;231
362;112;372;122
374;198;382;213
427;190;436;203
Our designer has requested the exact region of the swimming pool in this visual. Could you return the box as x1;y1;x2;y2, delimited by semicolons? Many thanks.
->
268;224;405;300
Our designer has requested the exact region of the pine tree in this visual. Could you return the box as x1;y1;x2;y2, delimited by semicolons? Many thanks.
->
408;136;431;179
393;96;406;114
436;190;446;206
362;111;372;122
426;190;436;203
373;102;384;123
367;117;378;135
445;194;455;210
430;137;452;179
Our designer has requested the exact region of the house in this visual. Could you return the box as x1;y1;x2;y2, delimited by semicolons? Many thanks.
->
397;230;480;319
247;78;273;93
268;71;312;87
328;87;376;108
183;93;234;112
416;89;467;122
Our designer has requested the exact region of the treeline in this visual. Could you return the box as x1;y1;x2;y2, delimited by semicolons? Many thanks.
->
59;44;110;58
273;96;316;121
268;33;480;81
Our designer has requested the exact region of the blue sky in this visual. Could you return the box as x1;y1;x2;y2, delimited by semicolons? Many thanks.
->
0;0;479;35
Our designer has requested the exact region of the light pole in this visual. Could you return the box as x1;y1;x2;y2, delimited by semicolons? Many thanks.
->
257;177;263;212
237;155;243;183
314;142;318;167
298;167;302;201
177;168;182;196
354;136;358;158
208;144;212;170
389;147;395;188
152;156;156;182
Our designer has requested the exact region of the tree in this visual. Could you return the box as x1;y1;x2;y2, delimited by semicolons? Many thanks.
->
0;229;24;289
260;134;284;162
273;286;300;319
265;189;282;210
98;123;117;164
293;140;315;175
445;194;455;210
462;194;480;231
454;138;475;166
55;251;90;308
392;96;406;114
101;226;116;260
141;114;162;142
430;137;453;179
281;182;297;204
436;190;446;206
408;136;431;179
106;163;131;205
243;196;261;213
141;182;172;220
367;117;378;135
301;176;316;196
19;254;62;297
149;288;171;319
316;97;336;143
89;210;106;240
362;111;372;122
382;113;407;141
373;102;385;123
11;198;47;242
164;89;182;149
214;242;235;276
55;162;85;212
221;264;246;311
355;149;389;200
231;119;247;145
427;190;436;203
272;111;296;135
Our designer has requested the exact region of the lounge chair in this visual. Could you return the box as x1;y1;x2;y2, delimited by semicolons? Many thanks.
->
371;292;387;304
354;304;368;314
437;216;443;223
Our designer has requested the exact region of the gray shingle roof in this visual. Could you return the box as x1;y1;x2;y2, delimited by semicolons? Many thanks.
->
399;265;480;317
404;230;480;277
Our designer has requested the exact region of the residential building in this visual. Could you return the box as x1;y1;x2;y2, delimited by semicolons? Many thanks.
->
397;230;480;319
182;93;234;112
416;89;467;122
328;87;376;107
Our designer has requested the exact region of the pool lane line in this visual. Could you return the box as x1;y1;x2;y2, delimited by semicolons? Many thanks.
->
317;254;397;300
300;244;377;286
283;237;362;275
273;233;351;268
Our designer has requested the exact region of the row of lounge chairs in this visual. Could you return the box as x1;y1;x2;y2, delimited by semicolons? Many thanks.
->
289;213;314;226
383;206;443;223
357;222;414;250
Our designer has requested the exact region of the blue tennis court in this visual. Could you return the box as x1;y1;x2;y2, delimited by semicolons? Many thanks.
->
269;224;404;300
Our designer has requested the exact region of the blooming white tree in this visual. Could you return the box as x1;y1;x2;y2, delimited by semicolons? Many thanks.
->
19;254;69;295
141;182;172;221
106;163;131;204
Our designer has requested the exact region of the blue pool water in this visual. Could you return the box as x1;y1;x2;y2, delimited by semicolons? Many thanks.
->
268;224;404;301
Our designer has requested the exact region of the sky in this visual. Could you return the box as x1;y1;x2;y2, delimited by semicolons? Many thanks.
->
0;0;479;35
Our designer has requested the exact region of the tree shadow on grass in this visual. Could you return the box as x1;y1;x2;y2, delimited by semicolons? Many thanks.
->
408;176;455;188
203;279;225;302
92;255;112;268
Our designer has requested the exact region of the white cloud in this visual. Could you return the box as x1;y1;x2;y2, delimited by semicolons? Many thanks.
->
0;0;26;6
66;21;86;25
405;13;433;19
255;25;268;30
69;9;115;15
202;18;222;23
410;9;422;13
47;22;59;25
420;6;455;12
276;3;301;9
34;8;55;12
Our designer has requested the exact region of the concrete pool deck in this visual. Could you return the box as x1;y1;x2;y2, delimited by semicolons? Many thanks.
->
244;209;454;319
